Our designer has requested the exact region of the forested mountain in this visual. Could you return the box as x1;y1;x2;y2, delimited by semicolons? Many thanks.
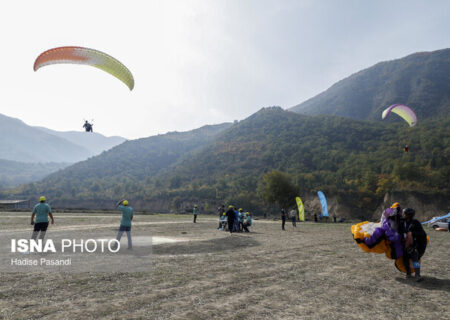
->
148;107;449;215
5;108;449;217
5;123;233;207
0;159;68;189
35;127;126;156
290;48;450;121
3;49;450;218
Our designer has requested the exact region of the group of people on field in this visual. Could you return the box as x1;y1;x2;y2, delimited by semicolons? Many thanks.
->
280;208;298;230
30;196;134;250
355;202;428;281
28;197;428;280
215;205;253;233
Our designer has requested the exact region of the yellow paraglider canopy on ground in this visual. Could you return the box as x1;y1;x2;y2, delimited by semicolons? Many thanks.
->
351;221;429;274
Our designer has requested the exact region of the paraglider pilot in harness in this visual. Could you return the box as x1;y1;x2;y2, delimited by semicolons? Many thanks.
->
83;120;93;133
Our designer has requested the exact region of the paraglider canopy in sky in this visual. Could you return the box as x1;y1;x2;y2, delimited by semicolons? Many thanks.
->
34;46;134;90
381;104;417;127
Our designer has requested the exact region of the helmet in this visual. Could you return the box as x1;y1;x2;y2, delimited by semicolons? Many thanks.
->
391;202;400;209
403;208;415;217
39;196;46;202
223;212;226;216
229;205;233;209
245;212;250;216
123;200;129;206
194;205;197;208
239;208;243;212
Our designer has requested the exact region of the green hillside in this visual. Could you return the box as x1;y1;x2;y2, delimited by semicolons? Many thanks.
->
5;108;448;217
0;160;69;189
5;123;232;207
152;107;449;214
290;48;450;121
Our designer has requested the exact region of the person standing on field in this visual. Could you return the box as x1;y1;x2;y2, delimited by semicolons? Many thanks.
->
114;199;133;250
31;196;54;241
193;205;198;223
226;205;235;234
399;208;427;282
289;208;297;227
281;208;287;231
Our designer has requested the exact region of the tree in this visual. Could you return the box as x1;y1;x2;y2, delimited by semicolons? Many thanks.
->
258;170;299;209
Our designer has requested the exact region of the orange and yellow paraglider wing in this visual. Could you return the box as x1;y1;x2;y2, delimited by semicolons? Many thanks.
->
34;46;134;90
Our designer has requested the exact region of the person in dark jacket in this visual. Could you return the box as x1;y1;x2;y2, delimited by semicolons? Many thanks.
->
400;208;427;282
281;208;287;231
226;205;236;234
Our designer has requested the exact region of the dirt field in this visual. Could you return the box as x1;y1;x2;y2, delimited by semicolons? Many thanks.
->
0;212;449;320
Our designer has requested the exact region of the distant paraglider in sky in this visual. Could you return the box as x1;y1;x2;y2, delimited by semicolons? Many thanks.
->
34;46;134;90
381;104;417;127
382;104;417;152
83;120;93;133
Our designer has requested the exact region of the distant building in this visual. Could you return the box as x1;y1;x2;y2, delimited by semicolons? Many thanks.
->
0;200;30;210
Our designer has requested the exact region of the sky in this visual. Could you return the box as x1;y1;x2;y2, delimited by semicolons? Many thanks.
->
0;0;449;139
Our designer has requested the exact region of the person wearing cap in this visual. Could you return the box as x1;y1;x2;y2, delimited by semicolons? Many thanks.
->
219;212;227;231
391;202;402;216
31;196;54;241
114;199;133;249
354;205;403;260
243;212;252;232
238;208;245;232
193;205;198;223
399;208;427;281
226;205;235;234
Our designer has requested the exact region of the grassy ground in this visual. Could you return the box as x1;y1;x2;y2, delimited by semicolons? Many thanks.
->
0;212;449;319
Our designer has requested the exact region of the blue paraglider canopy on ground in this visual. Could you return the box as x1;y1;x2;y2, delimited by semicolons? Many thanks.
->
421;213;450;225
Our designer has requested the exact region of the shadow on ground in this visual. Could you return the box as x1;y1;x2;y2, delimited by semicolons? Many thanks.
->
152;235;260;255
395;276;450;292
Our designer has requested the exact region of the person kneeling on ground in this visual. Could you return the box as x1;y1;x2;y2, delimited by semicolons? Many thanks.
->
243;212;252;232
400;208;427;282
219;212;228;231
114;199;133;250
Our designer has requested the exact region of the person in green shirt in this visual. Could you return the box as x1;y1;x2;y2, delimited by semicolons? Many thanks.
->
238;208;245;232
31;196;54;240
114;199;133;249
243;212;252;232
219;212;227;231
193;205;198;223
